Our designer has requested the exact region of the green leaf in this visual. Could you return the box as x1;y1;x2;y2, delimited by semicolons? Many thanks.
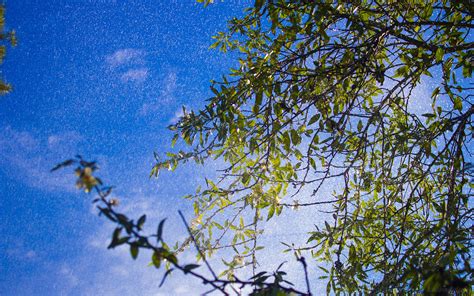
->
150;165;159;178
453;97;462;111
308;114;320;126
324;221;331;232
309;157;317;170
267;205;275;220
394;65;409;78
108;227;123;249
165;253;178;265
253;90;263;114
276;205;282;216
435;47;444;63
137;214;146;230
157;219;166;242
290;129;301;145
282;131;291;151
171;134;179;148
152;251;162;269
242;172;251;186
422;113;435;118
130;243;139;260
183;264;200;274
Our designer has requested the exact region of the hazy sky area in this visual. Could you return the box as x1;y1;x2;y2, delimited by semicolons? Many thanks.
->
0;1;258;295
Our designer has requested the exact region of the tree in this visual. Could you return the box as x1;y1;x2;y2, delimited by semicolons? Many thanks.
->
0;4;16;95
56;1;473;294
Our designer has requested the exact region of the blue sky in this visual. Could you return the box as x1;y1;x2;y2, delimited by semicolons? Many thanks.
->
0;1;256;295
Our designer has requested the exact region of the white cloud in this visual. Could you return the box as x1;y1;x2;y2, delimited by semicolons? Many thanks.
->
47;131;83;151
105;48;150;84
106;49;145;69
121;68;149;83
161;71;177;100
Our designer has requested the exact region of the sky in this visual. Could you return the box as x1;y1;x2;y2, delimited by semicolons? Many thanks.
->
0;1;462;295
0;1;259;295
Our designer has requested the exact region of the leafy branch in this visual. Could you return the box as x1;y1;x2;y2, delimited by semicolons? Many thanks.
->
52;156;311;295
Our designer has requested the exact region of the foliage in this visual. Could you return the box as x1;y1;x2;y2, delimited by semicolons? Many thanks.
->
57;0;473;294
0;4;16;95
52;157;308;295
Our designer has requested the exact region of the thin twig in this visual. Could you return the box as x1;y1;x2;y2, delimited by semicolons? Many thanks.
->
298;256;312;296
178;210;219;281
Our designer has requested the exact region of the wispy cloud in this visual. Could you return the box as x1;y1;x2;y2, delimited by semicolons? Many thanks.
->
105;48;149;84
47;131;83;151
161;71;177;101
4;239;39;262
105;48;145;69
139;71;177;116
0;126;84;192
120;68;149;83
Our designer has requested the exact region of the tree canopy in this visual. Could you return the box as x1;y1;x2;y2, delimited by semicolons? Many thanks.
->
57;0;473;294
